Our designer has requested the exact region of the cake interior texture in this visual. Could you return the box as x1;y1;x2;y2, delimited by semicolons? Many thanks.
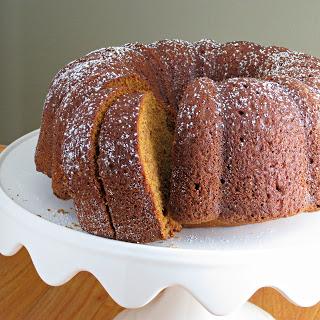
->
96;92;180;242
138;92;178;238
35;39;320;243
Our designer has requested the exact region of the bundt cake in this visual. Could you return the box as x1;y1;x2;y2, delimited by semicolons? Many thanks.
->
35;39;320;243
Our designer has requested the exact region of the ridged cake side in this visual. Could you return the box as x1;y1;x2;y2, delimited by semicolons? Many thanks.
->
169;78;224;223
169;77;310;225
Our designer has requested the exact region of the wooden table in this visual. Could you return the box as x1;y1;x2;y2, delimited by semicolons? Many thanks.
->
0;144;320;320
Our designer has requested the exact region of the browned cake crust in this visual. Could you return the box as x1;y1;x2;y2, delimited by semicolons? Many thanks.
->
218;78;311;223
264;75;320;206
169;78;223;223
169;77;312;225
304;77;320;92
194;39;220;76
49;47;154;199
35;39;320;243
97;92;175;242
257;46;320;80
51;73;149;200
60;87;149;237
35;48;114;177
204;41;265;80
151;40;199;111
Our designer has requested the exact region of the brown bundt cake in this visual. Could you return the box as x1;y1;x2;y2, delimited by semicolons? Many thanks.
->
35;39;320;243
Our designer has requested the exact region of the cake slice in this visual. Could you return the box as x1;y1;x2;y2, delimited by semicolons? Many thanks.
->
51;72;149;200
36;46;154;199
60;86;152;237
98;92;180;243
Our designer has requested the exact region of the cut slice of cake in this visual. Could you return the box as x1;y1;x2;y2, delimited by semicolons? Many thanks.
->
51;73;150;200
98;91;180;243
60;86;151;238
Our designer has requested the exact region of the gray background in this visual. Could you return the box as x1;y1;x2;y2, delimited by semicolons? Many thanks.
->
1;0;320;144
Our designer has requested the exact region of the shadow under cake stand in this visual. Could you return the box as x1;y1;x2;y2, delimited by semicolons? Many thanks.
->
1;131;320;319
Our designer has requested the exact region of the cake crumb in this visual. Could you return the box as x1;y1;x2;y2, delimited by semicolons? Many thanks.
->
57;208;69;214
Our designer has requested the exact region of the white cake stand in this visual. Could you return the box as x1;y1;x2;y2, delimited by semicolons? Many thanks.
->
1;131;320;320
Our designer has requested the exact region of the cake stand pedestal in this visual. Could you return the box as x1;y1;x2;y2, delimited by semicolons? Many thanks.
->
1;131;320;320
